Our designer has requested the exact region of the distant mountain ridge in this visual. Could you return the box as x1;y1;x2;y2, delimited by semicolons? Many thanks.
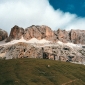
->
0;25;85;44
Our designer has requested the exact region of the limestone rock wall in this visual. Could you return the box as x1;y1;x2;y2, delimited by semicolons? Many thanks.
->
6;25;24;42
0;42;85;64
23;25;54;40
6;25;85;44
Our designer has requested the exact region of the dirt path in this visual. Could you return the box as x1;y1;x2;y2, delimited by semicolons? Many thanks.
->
62;79;79;85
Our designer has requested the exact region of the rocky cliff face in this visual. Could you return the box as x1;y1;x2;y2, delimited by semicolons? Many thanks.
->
23;25;54;40
6;25;85;44
1;25;85;63
54;29;70;43
0;42;43;59
6;25;54;42
54;29;85;44
70;29;85;44
0;29;8;41
6;25;24;42
0;42;85;64
43;45;84;62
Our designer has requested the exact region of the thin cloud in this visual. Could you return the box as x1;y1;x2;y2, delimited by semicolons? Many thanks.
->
0;0;85;33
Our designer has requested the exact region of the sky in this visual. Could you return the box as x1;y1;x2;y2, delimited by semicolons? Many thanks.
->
49;0;85;17
0;0;85;33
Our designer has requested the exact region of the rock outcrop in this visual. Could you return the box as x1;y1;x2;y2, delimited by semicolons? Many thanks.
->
6;25;24;42
1;25;85;64
70;29;85;44
0;29;8;41
43;45;83;62
23;25;54;40
6;25;85;44
54;29;70;43
0;42;43;59
0;42;85;64
6;25;54;42
54;29;85;44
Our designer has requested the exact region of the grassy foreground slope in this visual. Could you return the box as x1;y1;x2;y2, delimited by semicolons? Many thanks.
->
0;59;85;85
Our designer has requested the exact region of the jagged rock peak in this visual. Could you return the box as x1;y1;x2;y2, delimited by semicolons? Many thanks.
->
23;25;54;40
6;25;24;42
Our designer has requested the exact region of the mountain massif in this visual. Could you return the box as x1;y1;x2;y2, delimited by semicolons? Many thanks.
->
0;25;85;44
0;25;85;64
0;25;84;44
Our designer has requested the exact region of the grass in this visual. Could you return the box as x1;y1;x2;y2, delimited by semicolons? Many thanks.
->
0;58;85;85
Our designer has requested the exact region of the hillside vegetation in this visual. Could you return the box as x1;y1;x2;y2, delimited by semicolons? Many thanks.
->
0;58;85;85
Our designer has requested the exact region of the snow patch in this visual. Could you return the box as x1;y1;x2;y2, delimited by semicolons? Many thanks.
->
57;41;81;48
0;37;51;46
38;39;51;43
57;41;64;45
64;42;82;48
28;38;39;43
0;37;82;48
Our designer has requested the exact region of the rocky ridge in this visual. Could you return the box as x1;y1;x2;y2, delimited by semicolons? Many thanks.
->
0;25;85;64
4;25;85;44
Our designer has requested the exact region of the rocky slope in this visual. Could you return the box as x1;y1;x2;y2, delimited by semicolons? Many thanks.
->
0;41;85;64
